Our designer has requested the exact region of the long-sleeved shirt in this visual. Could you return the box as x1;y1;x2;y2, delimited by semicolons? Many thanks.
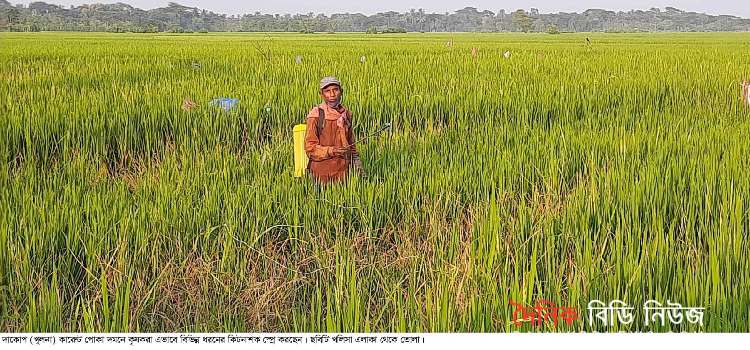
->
304;103;359;183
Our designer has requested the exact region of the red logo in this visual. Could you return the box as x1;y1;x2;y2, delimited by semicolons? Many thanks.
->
509;299;579;328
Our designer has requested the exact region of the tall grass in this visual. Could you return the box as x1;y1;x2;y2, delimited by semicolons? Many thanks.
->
0;32;748;332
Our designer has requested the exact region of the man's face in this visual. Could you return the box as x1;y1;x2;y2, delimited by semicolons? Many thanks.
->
321;84;341;105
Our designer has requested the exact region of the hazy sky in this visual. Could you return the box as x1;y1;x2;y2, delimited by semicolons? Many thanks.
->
16;1;750;18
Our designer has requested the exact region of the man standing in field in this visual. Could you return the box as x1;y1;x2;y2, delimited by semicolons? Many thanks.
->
304;76;365;183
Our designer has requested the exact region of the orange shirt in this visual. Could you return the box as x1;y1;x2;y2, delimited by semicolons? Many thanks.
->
304;103;359;183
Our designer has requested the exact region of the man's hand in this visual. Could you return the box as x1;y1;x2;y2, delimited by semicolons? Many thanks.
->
328;146;351;158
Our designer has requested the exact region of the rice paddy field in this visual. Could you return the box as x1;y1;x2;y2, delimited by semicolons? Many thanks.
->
1;32;749;332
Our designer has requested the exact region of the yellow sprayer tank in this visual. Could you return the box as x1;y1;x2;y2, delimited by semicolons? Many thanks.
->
293;124;308;177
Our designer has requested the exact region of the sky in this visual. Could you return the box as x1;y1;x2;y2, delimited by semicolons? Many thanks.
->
15;0;750;18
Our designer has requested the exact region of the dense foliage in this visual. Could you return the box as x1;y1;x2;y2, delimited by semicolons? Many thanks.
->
2;1;750;33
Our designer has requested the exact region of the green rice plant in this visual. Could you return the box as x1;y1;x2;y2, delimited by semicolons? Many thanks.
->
0;32;748;332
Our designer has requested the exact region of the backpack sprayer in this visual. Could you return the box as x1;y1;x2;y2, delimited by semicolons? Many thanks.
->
293;122;391;178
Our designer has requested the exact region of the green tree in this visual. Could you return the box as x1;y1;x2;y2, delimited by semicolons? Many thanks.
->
512;9;533;32
5;7;20;29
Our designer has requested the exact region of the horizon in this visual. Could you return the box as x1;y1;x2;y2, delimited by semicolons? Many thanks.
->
11;0;750;18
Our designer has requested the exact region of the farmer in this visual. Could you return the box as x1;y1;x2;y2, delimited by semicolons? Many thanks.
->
304;76;365;183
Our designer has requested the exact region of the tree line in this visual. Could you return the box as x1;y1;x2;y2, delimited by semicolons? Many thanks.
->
2;1;749;33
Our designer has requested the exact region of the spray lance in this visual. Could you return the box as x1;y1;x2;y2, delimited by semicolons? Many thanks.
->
350;122;392;146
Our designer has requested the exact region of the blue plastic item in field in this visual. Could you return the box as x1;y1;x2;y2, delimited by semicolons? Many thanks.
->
210;98;239;111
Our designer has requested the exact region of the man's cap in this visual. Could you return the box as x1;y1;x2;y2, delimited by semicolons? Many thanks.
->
320;76;341;90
